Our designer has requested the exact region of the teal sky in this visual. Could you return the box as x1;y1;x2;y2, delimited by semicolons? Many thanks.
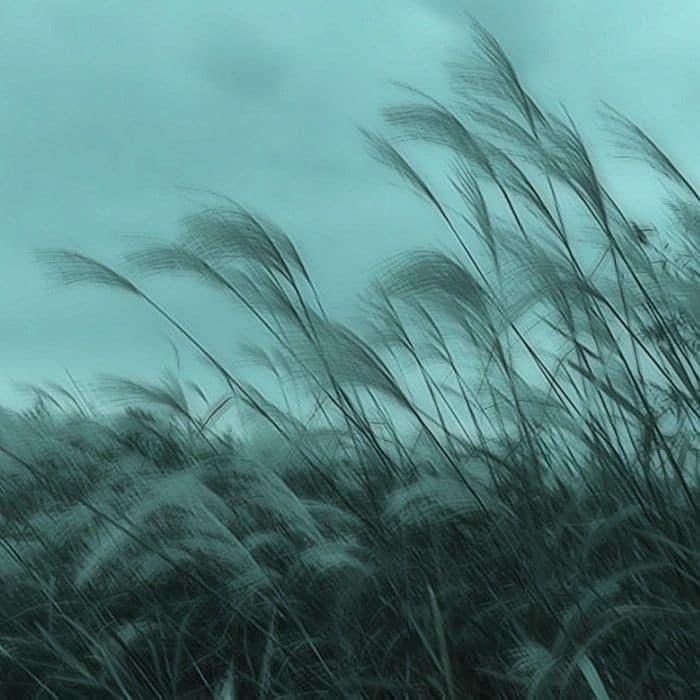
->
2;1;698;437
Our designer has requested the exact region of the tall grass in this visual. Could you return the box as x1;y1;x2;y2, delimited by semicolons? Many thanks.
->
0;16;698;698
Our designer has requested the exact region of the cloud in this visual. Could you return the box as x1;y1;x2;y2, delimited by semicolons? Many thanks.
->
187;15;291;100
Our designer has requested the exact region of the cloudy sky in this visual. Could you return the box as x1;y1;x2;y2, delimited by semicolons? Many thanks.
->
1;0;698;436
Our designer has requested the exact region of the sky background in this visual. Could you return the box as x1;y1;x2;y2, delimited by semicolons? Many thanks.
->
2;0;698;439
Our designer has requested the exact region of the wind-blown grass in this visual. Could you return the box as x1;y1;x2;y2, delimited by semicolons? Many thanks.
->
0;15;698;698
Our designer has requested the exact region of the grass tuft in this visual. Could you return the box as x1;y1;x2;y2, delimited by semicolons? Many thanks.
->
2;17;698;698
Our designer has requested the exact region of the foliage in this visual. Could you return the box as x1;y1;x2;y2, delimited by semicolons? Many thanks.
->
1;16;698;698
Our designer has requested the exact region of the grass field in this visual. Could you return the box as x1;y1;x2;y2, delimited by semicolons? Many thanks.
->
1;18;698;698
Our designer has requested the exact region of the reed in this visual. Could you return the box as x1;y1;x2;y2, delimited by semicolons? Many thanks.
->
0;16;697;698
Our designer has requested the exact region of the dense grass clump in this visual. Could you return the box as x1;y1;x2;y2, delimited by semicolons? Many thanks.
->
1;17;698;698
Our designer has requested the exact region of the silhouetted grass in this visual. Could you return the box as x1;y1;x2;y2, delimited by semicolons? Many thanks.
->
1;15;698;699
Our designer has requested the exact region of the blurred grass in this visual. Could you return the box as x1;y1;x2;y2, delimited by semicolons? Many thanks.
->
1;16;698;699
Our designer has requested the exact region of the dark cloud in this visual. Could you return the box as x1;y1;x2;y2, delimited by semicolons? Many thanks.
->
188;16;291;99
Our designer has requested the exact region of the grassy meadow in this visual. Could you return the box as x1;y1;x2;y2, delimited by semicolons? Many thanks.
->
1;19;698;698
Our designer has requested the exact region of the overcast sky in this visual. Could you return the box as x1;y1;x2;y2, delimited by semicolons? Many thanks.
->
1;0;698;437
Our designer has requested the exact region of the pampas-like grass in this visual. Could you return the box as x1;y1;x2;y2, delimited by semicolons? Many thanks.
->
0;16;697;698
